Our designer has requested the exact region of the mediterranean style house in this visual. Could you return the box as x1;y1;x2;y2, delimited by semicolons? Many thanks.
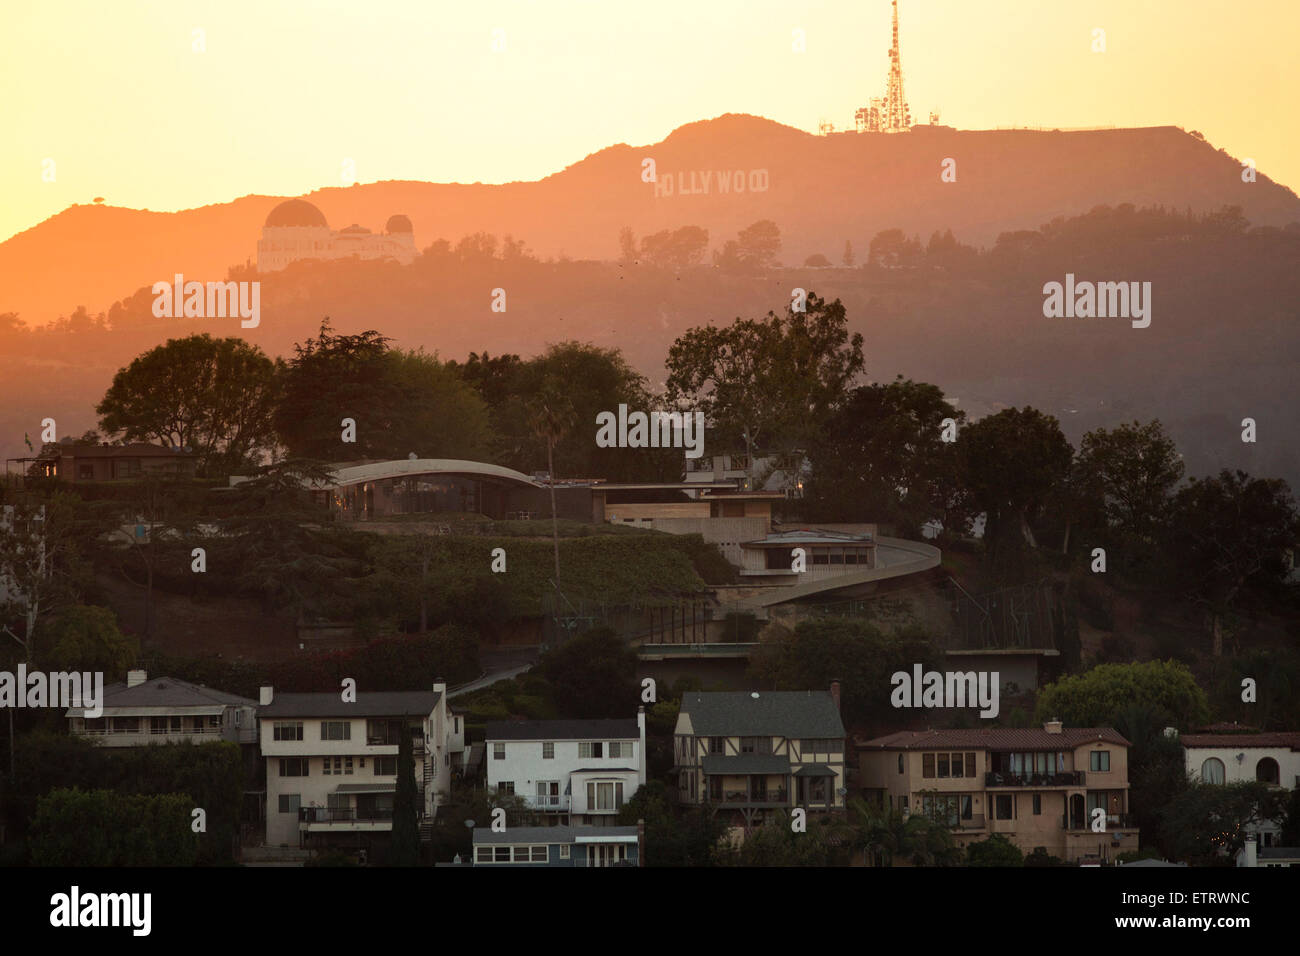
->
471;824;642;867
857;721;1139;864
673;685;848;829
65;671;257;747
1178;726;1300;856
484;714;646;826
258;683;464;851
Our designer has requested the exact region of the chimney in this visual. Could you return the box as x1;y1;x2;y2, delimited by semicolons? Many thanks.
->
1242;833;1258;868
433;679;446;697
830;680;841;714
126;669;147;688
259;686;274;706
1044;719;1063;734
637;818;645;868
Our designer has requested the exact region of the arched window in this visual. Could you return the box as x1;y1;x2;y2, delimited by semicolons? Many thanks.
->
1201;757;1225;784
898;753;905;774
1256;757;1280;785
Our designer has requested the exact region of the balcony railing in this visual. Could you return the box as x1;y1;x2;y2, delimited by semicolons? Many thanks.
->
529;795;571;810
1062;813;1133;831
707;789;789;805
299;807;394;824
985;771;1085;787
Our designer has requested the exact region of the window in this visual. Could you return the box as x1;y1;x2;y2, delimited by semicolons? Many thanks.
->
498;781;515;795
542;742;554;759
965;753;976;778
278;794;300;814
475;846;494;863
559;845;570;859
1032;794;1042;815
579;742;604;759
1090;751;1110;772
493;846;510;862
708;738;725;755
279;758;308;777
150;717;168;734
609;742;633;759
321;721;351;741
373;757;397;776
344;756;353;775
587;781;624;811
1256;758;1280;785
961;795;973;820
951;753;964;778
536;781;559;807
922;753;935;778
493;743;505;760
995;795;1013;820
937;754;950;778
323;758;331;775
273;721;303;741
1201;758;1225;784
898;754;905;774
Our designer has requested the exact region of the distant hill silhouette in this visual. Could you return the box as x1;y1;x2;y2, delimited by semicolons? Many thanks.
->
2;115;1297;326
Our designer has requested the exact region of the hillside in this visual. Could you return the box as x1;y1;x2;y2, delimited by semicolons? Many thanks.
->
2;115;1297;327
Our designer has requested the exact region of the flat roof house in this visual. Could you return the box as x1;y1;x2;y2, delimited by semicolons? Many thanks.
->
484;714;646;826
65;670;257;747
857;722;1139;865
54;442;196;481
258;683;463;853
673;684;848;832
472;824;641;867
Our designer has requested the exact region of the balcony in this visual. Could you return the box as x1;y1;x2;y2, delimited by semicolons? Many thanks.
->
298;807;395;832
985;771;1085;788
706;789;790;808
528;795;571;811
958;814;986;830
1062;813;1134;831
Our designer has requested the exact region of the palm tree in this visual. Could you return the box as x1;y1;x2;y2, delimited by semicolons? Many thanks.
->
528;387;576;586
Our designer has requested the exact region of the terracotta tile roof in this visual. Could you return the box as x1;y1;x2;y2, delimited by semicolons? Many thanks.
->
1180;732;1300;750
856;727;1130;750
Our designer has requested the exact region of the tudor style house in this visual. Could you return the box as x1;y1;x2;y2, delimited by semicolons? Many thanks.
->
484;713;646;825
673;684;848;829
259;683;464;851
471;824;642;867
857;721;1139;864
66;670;258;748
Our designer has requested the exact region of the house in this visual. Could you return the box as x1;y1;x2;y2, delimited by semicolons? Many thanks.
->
258;683;463;851
484;713;646;825
856;721;1140;864
1178;728;1300;853
53;442;196;481
471;824;642;867
65;670;257;748
673;684;848;830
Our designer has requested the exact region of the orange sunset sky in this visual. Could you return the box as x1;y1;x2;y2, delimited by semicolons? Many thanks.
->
4;0;1298;244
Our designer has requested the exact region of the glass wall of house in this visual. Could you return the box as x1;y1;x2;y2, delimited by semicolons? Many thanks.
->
323;475;524;520
763;545;873;569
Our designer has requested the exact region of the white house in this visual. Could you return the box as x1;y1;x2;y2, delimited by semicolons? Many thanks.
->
65;670;257;747
1180;728;1300;853
484;713;646;826
259;683;463;850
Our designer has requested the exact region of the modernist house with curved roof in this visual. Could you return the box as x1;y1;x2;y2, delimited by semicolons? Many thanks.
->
256;199;417;273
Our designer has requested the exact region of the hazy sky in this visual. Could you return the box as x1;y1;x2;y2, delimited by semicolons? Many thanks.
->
4;0;1297;243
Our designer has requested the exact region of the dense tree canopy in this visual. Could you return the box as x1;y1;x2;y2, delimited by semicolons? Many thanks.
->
96;333;281;476
1034;660;1210;730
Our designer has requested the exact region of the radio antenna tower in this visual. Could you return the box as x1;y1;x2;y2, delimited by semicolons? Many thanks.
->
855;1;913;133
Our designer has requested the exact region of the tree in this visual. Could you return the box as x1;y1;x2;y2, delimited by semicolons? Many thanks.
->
803;377;965;532
957;407;1073;575
804;253;832;268
528;385;575;586
29;788;197;866
842;240;855;267
38;604;137;677
391;718;421;865
537;627;638;719
1075;420;1184;543
736;220;781;268
1161;782;1287;865
640;226;709;268
867;228;923;269
618;780;725;867
618;226;637;264
1034;660;1211;730
666;294;864;485
966;832;1024;866
96;334;281;476
1165;470;1299;655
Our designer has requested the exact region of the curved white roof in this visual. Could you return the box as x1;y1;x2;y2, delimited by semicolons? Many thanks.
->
320;458;543;490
